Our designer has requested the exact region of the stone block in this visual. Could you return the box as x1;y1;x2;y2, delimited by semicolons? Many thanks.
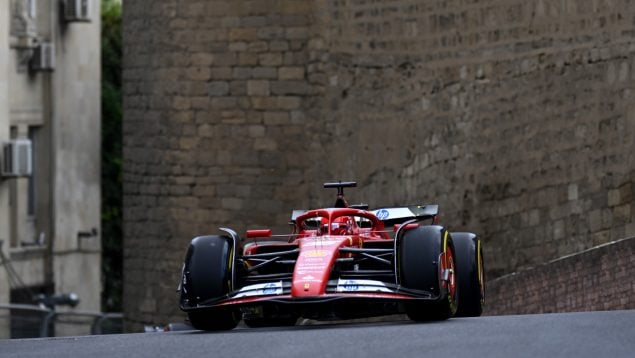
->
270;80;311;95
259;53;283;66
263;111;290;125
229;28;258;41
247;41;269;52
183;82;208;96
239;16;268;27
185;67;211;81
229;42;248;52
252;67;278;79
214;53;238;66
277;1;312;14
222;198;244;210
589;209;603;232
608;189;620;207
191;53;215;66
239;52;259;66
619;182;633;203
289;40;304;50
568;184;578;201
237;97;252;110
614;204;631;223
286;27;308;40
172;96;191;110
210;67;233;80
277;14;309;26
208;81;230;96
279;66;305;80
290;110;305;123
232;67;253;79
247;80;271;96
277;96;302;109
178;137;198;150
258;27;285;40
197;124;213;137
211;97;238;109
248;125;266;138
191;97;209;109
254;138;278;151
269;40;290;52
553;220;566;239
251;96;278;110
230;81;247;95
245;111;263;123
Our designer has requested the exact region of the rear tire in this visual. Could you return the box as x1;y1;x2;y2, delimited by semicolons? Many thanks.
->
453;232;484;317
180;235;240;331
399;226;457;321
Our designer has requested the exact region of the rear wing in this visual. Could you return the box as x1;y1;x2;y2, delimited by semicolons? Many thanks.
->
372;205;439;225
290;205;439;225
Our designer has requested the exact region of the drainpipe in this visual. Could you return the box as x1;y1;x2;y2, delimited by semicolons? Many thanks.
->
43;0;57;290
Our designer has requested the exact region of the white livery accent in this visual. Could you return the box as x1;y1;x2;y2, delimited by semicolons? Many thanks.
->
373;207;414;221
336;279;393;293
233;281;283;298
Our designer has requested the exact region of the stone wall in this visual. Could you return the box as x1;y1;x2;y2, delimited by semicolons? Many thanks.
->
123;0;323;326
484;237;635;315
123;0;635;327
312;0;635;279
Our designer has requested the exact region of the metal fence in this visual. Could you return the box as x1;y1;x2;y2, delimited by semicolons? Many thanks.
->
0;303;124;339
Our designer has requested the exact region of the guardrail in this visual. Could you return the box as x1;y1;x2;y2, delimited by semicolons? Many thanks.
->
0;303;124;338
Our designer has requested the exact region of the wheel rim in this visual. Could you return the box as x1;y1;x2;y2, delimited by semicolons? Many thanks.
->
442;246;457;301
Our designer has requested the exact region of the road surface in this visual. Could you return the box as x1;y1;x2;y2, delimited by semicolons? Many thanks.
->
1;310;634;357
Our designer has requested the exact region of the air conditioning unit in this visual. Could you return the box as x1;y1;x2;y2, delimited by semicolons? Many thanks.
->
2;140;33;178
63;0;92;22
30;43;55;71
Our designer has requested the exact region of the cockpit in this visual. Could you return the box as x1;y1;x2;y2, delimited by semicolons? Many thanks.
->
295;208;386;239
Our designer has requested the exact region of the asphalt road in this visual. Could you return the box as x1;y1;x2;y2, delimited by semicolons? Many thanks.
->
1;310;634;358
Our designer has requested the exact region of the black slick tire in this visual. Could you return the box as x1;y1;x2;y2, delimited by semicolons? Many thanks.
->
399;225;458;321
453;232;484;317
180;235;240;331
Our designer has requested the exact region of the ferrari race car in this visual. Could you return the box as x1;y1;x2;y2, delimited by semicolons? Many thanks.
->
178;182;484;330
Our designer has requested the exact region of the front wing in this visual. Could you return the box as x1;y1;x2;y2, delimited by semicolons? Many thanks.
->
180;278;445;311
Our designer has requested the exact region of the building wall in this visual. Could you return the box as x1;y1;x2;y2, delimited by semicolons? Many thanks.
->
484;237;635;315
0;1;12;339
50;0;102;315
123;0;635;326
0;0;102;336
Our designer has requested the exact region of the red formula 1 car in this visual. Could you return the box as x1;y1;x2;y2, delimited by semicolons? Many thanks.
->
178;182;484;330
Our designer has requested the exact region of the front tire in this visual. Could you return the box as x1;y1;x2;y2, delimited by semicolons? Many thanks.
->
453;232;484;317
180;235;240;331
399;226;458;321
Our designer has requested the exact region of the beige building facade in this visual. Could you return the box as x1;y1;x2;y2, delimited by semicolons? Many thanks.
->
0;0;101;338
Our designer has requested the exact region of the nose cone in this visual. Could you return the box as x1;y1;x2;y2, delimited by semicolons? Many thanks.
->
291;237;349;297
